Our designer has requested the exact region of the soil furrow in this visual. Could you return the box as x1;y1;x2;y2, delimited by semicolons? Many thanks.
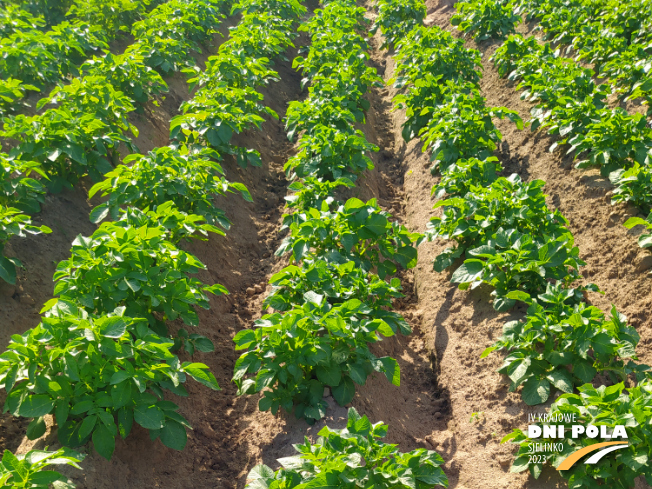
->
371;1;652;488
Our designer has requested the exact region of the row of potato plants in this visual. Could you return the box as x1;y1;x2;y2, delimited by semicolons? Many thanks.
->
0;0;231;286
1;0;133;25
0;0;305;483
232;1;448;487
452;0;652;107
452;0;652;258
0;0;168;117
0;0;188;286
374;0;652;486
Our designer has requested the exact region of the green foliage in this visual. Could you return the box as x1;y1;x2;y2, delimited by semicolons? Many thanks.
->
429;175;582;310
483;284;646;405
372;0;427;49
511;0;652;102
393;26;482;88
3;99;137;192
623;214;652;250
0;5;45;37
0;78;38;118
52;218;227;336
569;110;652;177
67;0;158;40
0;447;83;488
264;258;409;320
0;206;51;284
418;88;521;171
0;21;108;85
432;156;502;199
130;0;224;46
276;197;422;278
611;164;652;211
451;0;519;40
492;32;652;216
0;147;51;285
0;302;217;459
503;381;652;487
3;0;73;23
233;0;420;426
82;51;168;107
171;85;276;168
0;155;47;213
246;408;448;488
129;0;226;74
284;126;377;181
88;145;251;229
234;301;404;423
232;0;306;18
284;177;355;211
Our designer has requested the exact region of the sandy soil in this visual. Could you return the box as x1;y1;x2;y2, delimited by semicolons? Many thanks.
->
377;1;652;488
1;1;651;488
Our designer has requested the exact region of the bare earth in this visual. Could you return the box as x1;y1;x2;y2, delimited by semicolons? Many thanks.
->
1;1;651;488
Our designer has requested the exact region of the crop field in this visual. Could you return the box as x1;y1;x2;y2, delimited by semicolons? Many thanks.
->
0;0;651;487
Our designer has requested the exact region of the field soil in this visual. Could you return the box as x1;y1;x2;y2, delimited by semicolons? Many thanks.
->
2;1;652;488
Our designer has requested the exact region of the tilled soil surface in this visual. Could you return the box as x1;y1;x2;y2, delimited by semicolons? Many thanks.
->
377;1;652;488
3;1;652;488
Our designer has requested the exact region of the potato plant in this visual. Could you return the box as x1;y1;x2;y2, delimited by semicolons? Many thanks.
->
88;145;251;229
246;408;448;488
452;0;519;40
380;0;652;485
276;197;421;277
1;302;218;459
0;448;83;488
52;218;227;337
483;284;646;404
503;382;652;486
233;0;420;426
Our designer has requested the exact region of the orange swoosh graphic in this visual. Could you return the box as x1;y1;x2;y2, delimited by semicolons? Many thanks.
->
557;442;628;471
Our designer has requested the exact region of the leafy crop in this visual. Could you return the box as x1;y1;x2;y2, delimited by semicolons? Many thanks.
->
171;85;275;168
52;218;227;336
429;175;582;310
88;145;251;229
246;408;448;488
0;206;51;284
378;0;652;486
81;51;168;108
482;284;646;405
0;0;307;469
0;155;51;284
3;100;137;192
432;156;502;199
0;155;47;214
503;381;652;487
0;215;225;458
393;26;482;88
372;0;427;49
0;447;83;488
0;78;38;118
452;0;519;40
623;214;652;250
263;258;408;317
1;302;218;459
67;0;160;40
276;198;421;278
0;21;108;85
0;5;45;37
233;0;419;425
492;33;652;233
234;298;403;423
